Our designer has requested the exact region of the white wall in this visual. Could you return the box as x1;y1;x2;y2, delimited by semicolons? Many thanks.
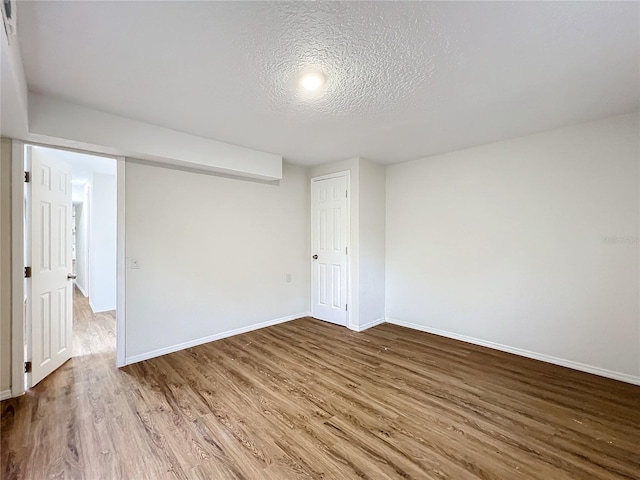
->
125;161;310;362
89;174;117;312
358;159;386;329
0;138;12;397
74;192;89;296
386;113;640;381
0;19;29;139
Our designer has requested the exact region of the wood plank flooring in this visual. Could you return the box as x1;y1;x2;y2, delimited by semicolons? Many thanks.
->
1;290;639;479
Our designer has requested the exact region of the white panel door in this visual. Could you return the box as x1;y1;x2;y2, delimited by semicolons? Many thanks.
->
30;151;73;387
311;175;348;326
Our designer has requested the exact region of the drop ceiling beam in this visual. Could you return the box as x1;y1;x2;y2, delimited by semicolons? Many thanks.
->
27;93;282;181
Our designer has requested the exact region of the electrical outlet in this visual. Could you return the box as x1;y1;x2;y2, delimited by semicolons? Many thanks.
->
286;273;292;283
130;258;141;269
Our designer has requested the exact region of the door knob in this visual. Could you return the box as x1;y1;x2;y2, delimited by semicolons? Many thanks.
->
312;255;318;260
67;273;77;280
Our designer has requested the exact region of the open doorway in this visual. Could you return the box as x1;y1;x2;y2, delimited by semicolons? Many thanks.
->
22;144;118;389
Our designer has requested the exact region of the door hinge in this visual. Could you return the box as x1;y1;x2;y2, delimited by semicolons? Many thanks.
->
345;304;348;311
24;361;32;373
345;247;348;255
24;171;30;183
346;190;348;198
24;266;31;278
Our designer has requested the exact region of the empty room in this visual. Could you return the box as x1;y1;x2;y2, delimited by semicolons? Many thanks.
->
1;1;639;479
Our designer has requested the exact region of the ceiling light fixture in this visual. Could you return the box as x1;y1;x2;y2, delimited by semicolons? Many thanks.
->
299;72;326;93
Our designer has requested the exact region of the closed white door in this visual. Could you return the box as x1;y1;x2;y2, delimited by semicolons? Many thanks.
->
311;174;349;326
29;150;73;387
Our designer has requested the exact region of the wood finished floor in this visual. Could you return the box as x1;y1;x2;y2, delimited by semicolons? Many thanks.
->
1;291;639;479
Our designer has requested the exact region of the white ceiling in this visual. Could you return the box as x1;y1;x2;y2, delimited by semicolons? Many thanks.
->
33;146;115;203
17;1;640;166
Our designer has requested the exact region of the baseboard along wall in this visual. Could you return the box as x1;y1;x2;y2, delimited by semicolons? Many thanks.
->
354;318;386;332
125;312;311;365
89;300;116;314
386;317;640;387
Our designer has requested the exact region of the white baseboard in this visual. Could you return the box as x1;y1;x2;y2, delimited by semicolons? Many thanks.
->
386;318;640;387
75;282;88;297
89;300;116;313
0;389;12;401
125;312;310;365
354;317;386;332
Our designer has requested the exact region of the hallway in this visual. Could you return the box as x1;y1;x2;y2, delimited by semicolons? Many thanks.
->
71;287;116;358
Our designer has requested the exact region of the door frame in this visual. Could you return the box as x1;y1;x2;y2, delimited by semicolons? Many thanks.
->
11;140;127;397
310;170;351;327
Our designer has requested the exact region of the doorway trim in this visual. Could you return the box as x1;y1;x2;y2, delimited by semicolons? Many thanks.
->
309;170;351;328
10;140;25;398
116;155;126;367
10;140;126;396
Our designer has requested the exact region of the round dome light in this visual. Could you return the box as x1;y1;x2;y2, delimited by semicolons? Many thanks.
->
299;72;326;92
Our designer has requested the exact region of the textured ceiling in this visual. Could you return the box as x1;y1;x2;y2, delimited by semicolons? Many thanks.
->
17;1;640;165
